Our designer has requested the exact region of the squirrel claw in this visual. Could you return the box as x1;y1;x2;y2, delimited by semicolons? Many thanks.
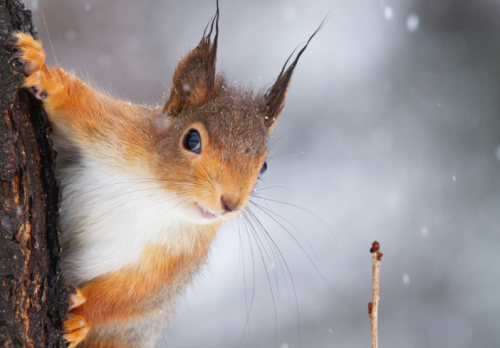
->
2;36;18;48
66;285;77;295
8;51;22;63
28;86;48;100
68;287;86;311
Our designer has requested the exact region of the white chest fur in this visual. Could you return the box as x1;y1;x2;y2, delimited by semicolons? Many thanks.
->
58;155;202;286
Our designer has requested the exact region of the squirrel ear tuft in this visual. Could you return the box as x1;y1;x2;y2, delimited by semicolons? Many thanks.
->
164;2;219;116
263;19;325;131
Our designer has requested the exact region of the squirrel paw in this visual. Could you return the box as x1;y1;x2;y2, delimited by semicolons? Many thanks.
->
64;313;89;348
7;33;45;76
6;32;48;100
64;287;89;348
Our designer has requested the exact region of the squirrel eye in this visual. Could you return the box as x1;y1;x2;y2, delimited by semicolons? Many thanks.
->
259;162;267;176
183;130;201;154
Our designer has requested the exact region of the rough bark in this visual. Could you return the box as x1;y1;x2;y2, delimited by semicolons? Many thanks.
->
0;0;67;347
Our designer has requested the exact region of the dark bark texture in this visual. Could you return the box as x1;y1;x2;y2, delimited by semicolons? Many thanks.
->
0;0;67;347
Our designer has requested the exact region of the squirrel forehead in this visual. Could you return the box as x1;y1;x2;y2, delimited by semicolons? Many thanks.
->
178;87;269;154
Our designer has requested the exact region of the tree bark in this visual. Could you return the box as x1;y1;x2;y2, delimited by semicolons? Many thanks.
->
0;0;67;347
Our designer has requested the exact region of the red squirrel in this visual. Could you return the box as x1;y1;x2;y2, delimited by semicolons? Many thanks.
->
7;4;320;348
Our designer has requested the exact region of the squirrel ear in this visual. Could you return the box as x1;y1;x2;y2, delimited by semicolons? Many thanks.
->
263;20;325;131
163;3;219;116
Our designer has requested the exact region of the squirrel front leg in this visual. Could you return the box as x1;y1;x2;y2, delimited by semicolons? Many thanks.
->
7;32;150;159
70;268;160;328
63;268;159;348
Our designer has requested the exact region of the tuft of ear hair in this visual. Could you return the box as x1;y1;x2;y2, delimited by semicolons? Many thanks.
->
263;19;326;130
163;2;220;116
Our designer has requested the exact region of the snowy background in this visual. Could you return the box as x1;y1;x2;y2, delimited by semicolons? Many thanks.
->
31;0;500;347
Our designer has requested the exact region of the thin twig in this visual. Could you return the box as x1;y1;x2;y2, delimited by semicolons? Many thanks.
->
368;241;383;348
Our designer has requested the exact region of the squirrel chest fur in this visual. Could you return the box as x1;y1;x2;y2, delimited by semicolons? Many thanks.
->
6;4;319;348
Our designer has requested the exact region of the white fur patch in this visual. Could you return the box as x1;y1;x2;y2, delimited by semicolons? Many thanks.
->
58;155;207;286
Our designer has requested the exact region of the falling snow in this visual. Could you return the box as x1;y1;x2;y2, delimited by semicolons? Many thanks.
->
421;226;429;237
384;6;393;20
406;14;420;32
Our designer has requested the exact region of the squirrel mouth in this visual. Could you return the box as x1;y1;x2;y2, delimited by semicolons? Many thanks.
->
198;206;218;219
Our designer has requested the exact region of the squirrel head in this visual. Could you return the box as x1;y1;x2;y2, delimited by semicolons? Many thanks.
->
149;5;321;225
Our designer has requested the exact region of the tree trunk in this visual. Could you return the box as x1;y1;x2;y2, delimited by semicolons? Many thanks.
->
0;0;67;347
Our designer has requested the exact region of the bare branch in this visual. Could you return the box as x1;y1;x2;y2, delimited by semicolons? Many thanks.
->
368;241;383;348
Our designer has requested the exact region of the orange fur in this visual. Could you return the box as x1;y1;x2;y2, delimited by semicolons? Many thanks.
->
71;227;216;328
196;150;263;212
80;337;134;348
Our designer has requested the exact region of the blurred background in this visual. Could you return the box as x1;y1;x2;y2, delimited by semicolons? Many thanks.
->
31;0;500;347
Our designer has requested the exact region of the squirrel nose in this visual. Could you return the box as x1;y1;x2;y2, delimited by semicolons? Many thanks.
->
221;195;241;213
